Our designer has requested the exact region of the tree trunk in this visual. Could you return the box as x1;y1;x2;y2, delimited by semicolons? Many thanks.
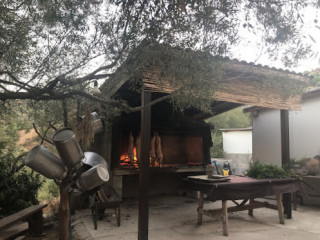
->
59;177;71;240
62;99;69;127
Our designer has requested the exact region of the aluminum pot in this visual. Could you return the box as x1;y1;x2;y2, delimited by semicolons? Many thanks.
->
24;145;67;180
52;128;83;170
80;112;99;121
91;119;104;134
90;112;99;120
82;152;108;168
76;164;109;191
80;112;104;134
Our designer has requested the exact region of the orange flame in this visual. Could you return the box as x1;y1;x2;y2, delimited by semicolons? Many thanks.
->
120;147;159;168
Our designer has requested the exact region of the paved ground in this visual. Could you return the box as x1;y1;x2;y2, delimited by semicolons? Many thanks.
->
72;195;320;240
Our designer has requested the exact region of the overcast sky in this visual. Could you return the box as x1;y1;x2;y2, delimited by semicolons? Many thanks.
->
230;5;320;73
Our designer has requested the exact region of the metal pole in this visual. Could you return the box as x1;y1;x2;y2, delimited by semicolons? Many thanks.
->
138;88;151;240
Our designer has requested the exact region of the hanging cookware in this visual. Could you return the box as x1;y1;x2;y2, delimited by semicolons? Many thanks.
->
82;152;108;168
52;128;83;170
24;145;67;180
76;164;109;191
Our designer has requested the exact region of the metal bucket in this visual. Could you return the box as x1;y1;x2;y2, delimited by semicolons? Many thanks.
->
52;128;83;170
90;112;99;120
91;119;104;134
82;152;108;168
80;112;104;134
76;164;109;191
24;145;67;180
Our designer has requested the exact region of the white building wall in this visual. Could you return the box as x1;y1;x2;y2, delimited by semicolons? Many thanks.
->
252;109;282;166
289;96;320;160
222;131;252;154
252;94;320;166
222;130;252;175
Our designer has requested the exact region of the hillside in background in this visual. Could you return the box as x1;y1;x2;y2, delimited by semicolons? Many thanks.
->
206;107;251;158
310;69;320;87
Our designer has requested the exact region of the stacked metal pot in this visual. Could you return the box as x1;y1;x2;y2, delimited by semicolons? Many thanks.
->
24;114;108;192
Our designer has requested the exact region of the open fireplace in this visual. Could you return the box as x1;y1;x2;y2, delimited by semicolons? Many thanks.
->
118;130;205;168
103;92;213;198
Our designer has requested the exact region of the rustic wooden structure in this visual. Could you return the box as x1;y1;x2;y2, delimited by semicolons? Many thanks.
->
0;204;47;240
98;41;309;240
101;41;308;112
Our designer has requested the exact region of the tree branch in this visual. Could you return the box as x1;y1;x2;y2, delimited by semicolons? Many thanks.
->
59;60;119;86
0;72;35;91
0;89;133;110
129;94;172;112
62;100;68;127
33;123;54;145
49;122;58;131
0;79;33;91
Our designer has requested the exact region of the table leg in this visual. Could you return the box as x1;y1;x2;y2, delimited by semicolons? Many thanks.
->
248;198;254;216
276;194;285;224
222;200;228;236
197;192;204;225
283;193;292;219
292;192;297;211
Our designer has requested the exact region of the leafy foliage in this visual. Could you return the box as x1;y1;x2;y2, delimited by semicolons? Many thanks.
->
245;161;290;179
310;69;320;86
38;179;59;201
206;107;251;158
0;101;43;217
0;0;318;109
210;131;224;158
0;142;42;217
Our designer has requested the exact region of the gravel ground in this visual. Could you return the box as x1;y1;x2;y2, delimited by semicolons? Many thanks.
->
71;195;320;240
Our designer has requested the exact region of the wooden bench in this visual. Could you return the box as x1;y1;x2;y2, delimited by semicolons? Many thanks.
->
0;204;48;240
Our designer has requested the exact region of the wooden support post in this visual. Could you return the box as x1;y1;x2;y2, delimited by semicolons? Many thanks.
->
138;89;151;240
280;110;290;167
280;110;292;219
59;177;71;240
222;200;228;236
276;194;285;224
197;192;204;225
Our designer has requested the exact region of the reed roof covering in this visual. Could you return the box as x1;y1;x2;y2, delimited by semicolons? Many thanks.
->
101;41;309;111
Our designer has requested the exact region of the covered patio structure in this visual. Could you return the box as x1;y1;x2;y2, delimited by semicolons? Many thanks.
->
99;40;309;240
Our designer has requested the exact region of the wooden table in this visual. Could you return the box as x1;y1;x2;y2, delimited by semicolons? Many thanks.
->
182;175;301;236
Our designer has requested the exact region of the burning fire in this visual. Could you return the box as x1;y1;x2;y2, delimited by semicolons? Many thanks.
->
120;147;139;168
120;147;160;168
120;132;163;168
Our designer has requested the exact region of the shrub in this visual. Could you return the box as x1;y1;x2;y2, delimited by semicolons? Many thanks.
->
0;142;42;217
38;179;60;201
245;161;290;179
